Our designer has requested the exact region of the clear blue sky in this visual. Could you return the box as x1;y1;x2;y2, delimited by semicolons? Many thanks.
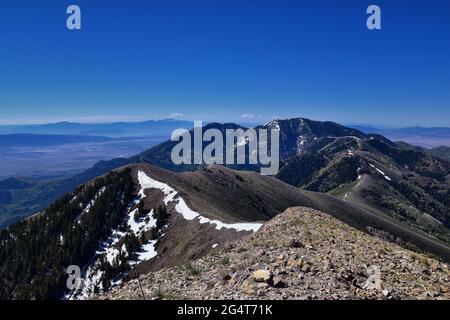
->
0;0;449;126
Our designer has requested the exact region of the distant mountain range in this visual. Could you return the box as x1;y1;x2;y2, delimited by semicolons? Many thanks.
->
0;119;194;138
1;120;448;146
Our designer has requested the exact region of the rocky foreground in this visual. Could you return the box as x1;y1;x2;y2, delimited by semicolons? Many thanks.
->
100;207;449;300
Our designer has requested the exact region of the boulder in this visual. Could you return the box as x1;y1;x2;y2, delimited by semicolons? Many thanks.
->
272;276;286;288
252;270;272;283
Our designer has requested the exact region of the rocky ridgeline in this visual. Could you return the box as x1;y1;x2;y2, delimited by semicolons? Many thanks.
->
99;207;449;300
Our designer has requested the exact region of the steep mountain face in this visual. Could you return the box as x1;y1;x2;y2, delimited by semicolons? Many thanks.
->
260;118;366;159
131;122;250;172
101;207;450;300
0;169;136;299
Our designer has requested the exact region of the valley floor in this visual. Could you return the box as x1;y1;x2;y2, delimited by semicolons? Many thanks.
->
99;207;449;300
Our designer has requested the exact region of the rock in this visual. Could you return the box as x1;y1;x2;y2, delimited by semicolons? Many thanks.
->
301;264;311;273
276;268;288;275
422;291;440;298
382;289;390;297
272;276;286;288
223;243;234;251
362;272;381;290
229;271;249;286
252;270;272;283
287;258;303;270
422;269;431;276
257;289;267;297
242;285;255;296
431;263;441;271
390;293;401;300
288;239;303;248
222;274;231;281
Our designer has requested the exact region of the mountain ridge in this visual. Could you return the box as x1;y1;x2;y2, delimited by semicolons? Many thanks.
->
100;206;450;300
0;119;195;138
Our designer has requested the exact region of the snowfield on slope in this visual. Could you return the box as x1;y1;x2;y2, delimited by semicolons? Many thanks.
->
69;169;262;300
69;181;160;299
369;163;392;181
137;170;263;232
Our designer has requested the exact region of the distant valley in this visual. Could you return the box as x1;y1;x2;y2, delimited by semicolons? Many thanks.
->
0;134;164;180
349;125;450;148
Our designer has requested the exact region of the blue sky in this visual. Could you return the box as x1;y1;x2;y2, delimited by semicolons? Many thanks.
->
0;0;449;126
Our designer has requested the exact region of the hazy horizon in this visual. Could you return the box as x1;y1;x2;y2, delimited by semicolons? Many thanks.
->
1;0;449;128
0;116;449;129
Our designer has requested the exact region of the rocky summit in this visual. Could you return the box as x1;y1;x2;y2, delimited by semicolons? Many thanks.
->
100;207;449;300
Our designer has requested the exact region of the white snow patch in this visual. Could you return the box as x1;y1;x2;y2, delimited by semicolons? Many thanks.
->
97;229;126;265
299;136;305;146
266;120;280;129
127;208;156;235
71;204;159;299
75;187;106;223
369;164;391;182
237;136;249;146
137;170;263;232
212;243;218;248
71;169;263;299
137;240;158;261
138;171;175;203
69;267;103;300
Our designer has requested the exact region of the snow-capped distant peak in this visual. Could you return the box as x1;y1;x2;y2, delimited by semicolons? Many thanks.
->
265;120;280;130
